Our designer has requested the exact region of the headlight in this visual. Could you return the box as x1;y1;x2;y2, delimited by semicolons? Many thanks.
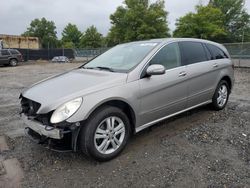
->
50;97;82;124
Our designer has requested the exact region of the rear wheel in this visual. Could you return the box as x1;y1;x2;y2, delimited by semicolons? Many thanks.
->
9;59;18;67
212;80;229;110
79;106;131;161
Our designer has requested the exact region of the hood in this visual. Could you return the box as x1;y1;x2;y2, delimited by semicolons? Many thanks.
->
22;68;127;112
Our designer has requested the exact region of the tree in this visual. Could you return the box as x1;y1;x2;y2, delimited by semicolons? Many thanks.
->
62;41;75;49
62;23;82;48
174;5;227;42
107;0;170;46
22;17;58;48
80;26;103;48
209;0;250;42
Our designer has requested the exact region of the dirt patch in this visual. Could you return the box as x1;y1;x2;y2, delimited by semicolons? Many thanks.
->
0;158;24;188
0;62;249;187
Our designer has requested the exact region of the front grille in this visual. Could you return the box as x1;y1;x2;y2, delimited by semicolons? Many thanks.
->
21;97;41;116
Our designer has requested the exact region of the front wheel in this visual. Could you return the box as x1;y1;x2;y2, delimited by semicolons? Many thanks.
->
79;106;131;161
212;80;229;110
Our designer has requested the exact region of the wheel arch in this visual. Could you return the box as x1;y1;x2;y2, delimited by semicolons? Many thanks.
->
84;99;137;134
9;58;18;62
220;75;232;93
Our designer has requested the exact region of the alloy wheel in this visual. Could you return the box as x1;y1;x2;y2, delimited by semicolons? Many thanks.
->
94;116;125;154
217;84;228;107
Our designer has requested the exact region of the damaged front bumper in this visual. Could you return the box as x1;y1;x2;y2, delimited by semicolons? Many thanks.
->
22;115;81;152
22;116;62;139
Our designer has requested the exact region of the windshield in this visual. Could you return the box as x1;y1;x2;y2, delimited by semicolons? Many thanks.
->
83;42;159;72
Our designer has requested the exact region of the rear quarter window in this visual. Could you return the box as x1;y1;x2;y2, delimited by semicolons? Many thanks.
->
179;41;207;65
10;49;19;55
206;43;228;59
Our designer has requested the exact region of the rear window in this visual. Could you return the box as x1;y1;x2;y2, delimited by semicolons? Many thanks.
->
10;49;20;55
206;43;228;59
179;41;207;65
1;50;10;56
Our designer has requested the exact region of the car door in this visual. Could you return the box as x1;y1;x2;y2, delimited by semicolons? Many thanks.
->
0;50;10;64
179;41;219;108
0;50;3;65
138;42;188;126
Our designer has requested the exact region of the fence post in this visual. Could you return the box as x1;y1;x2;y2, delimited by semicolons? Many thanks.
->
27;39;29;61
47;42;50;60
239;30;245;67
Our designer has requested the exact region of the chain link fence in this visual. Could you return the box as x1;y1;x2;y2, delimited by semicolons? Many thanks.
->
17;48;74;61
13;43;250;67
17;48;109;62
74;48;109;62
223;42;250;68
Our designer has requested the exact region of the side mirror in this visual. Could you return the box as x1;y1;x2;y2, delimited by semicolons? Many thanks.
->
146;64;166;76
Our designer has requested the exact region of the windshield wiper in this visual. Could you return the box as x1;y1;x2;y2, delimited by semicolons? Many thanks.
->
81;66;115;72
81;66;95;70
96;66;115;72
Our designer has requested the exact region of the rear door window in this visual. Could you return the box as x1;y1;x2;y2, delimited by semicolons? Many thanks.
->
206;43;228;59
1;50;10;56
150;42;181;70
179;41;207;65
202;43;213;60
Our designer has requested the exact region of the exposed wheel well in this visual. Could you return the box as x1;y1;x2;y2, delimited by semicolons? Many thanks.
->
221;76;232;93
90;100;136;134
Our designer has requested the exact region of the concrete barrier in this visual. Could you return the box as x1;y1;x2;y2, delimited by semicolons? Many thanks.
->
232;59;250;68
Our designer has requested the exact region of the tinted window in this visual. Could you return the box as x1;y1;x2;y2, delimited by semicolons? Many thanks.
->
203;43;213;60
1;50;10;56
179;42;207;65
206;44;228;59
10;49;19;55
150;43;181;70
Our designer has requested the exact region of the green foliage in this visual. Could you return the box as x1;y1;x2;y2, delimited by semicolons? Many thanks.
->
62;23;82;48
174;6;227;42
80;26;103;48
62;41;75;49
107;0;170;46
22;17;58;48
210;0;250;42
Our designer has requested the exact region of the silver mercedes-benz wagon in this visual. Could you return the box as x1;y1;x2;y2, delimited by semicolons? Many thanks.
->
20;38;234;161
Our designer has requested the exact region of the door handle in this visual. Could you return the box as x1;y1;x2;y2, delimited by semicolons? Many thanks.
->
179;71;187;77
213;63;218;68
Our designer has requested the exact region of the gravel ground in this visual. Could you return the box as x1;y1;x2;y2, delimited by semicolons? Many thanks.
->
0;62;249;188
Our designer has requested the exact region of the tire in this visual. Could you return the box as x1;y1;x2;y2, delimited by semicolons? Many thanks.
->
212;80;229;110
9;59;18;67
79;106;131;161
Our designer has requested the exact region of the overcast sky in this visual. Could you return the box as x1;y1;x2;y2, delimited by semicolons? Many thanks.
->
1;0;250;38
